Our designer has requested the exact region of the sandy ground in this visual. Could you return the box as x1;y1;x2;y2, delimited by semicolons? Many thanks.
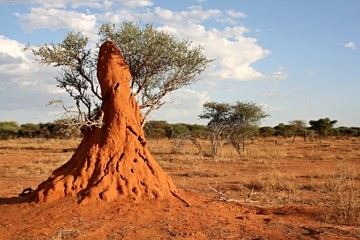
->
0;137;359;239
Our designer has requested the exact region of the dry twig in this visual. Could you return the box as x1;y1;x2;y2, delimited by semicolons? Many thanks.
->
207;183;259;204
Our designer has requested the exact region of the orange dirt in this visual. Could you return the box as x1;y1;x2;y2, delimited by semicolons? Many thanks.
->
1;138;359;239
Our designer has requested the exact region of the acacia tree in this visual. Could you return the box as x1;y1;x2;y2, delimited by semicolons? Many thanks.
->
229;101;268;153
309;118;337;138
199;101;268;156
27;21;212;128
199;102;232;156
288;120;307;142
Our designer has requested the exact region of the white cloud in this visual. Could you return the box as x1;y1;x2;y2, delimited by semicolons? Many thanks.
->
0;36;66;113
123;0;153;8
261;103;283;112
150;89;210;124
1;0;102;9
344;41;357;50
16;7;97;35
226;9;246;18
12;1;273;82
154;6;221;24
156;22;270;81
267;67;289;81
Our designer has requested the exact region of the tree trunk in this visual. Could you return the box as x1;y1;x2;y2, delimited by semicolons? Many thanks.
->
32;41;178;204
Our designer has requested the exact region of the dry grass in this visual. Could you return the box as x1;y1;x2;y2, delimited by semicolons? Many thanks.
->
1;137;360;227
0;138;80;196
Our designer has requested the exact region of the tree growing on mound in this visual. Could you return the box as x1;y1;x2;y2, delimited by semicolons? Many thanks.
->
31;41;181;204
27;22;212;127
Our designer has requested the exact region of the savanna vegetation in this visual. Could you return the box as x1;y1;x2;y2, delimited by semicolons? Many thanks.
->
1;117;358;140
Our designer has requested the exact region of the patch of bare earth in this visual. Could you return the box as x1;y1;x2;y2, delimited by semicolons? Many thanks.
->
1;137;360;239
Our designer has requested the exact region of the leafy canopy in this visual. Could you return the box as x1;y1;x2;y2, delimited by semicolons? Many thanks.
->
27;21;212;126
199;101;268;155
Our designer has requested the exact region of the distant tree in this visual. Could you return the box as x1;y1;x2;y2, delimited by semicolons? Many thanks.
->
38;122;58;138
259;126;276;137
350;127;360;137
199;102;232;156
0;121;19;139
169;124;191;138
333;126;359;137
288;120;307;142
19;123;40;138
52;119;82;139
228;101;268;153
199;101;268;156
274;123;292;137
144;120;171;139
186;124;208;138
309;118;337;138
28;21;212;128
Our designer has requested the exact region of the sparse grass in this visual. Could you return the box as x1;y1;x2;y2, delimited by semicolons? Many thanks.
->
0;138;80;196
1;137;360;227
316;160;360;226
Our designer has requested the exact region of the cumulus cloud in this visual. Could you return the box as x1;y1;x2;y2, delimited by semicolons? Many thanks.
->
148;6;276;81
12;1;275;82
123;0;153;8
16;7;97;35
0;35;66;113
344;41;357;50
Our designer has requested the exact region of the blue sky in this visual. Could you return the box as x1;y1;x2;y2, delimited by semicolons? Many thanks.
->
0;0;359;127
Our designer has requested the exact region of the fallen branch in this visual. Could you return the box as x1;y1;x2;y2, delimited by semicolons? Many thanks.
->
171;190;191;207
207;183;259;204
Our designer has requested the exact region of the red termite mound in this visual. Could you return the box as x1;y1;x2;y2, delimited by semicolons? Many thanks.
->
32;41;179;204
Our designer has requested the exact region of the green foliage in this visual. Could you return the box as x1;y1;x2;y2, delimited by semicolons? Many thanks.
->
38;122;58;138
228;101;268;153
185;124;208;138
274;123;292;137
144;121;208;139
99;21;213;121
199;101;268;155
309;118;337;138
144;121;171;139
170;124;191;138
19;123;40;138
199;102;231;130
288;120;307;142
332;127;360;137
0;121;20;139
27;32;100;118
259;126;276;137
27;21;212;127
